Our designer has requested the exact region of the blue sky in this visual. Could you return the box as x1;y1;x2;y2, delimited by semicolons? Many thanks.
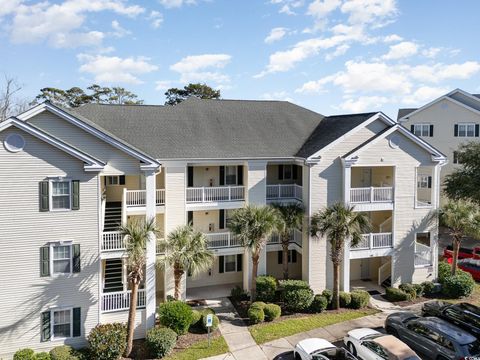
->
1;0;480;118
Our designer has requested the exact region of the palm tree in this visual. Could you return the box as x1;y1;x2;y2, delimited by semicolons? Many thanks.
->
228;205;280;298
158;225;214;300
119;217;158;357
273;203;304;279
439;199;480;275
310;202;370;310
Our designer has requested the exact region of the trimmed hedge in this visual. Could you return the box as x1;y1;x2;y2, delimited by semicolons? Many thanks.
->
443;272;475;298
158;301;194;335
438;261;451;283
87;323;127;360
280;280;314;312
350;290;370;309
191;309;203;328
248;307;265;324
264;304;281;321
256;276;277;302
421;281;435;295
385;287;411;302
201;309;219;331
146;327;177;358
34;353;51;360
14;349;35;360
399;283;417;300
322;289;333;307
250;301;266;310
339;291;351;308
309;294;328;313
49;346;80;360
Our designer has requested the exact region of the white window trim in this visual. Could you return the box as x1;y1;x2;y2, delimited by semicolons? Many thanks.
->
224;166;238;186
50;306;73;341
414;232;432;268
223;254;238;273
414;168;433;209
49;178;72;212
49;242;73;276
417;175;429;189
413;123;431;137
457;123;476;137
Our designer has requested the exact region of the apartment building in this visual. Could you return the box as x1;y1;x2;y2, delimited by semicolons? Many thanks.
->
0;98;445;356
398;88;480;200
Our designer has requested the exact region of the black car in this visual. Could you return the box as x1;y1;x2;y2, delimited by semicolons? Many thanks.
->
385;312;480;360
422;301;480;338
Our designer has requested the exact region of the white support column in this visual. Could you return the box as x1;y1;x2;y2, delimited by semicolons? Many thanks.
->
341;161;353;292
342;244;350;292
144;169;157;330
342;163;352;204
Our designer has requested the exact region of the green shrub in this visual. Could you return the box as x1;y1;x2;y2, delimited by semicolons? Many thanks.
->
279;280;314;312
263;303;281;321
322;289;333;306
309;295;328;313
87;323;127;360
399;283;417;300
191;309;203;327
230;285;249;301
443;272;475;298
256;276;277;302
146;327;177;358
14;349;35;360
250;301;266;310
248;306;265;324
34;353;51;360
385;287;411;302
201;309;219;331
49;346;80;360
438;261;451;283
421;281;435;295
158;300;194;335
413;283;425;297
279;279;311;291
350;290;370;309
339;291;351;308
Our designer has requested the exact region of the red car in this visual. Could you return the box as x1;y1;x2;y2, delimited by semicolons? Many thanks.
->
447;257;480;281
443;245;480;260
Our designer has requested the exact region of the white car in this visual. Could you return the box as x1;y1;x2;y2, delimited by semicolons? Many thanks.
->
294;338;357;360
343;328;420;360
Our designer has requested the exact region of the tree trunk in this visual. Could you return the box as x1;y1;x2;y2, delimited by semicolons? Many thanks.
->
452;236;461;276
251;253;259;300
124;280;138;357
282;238;289;280
174;264;184;300
332;261;340;310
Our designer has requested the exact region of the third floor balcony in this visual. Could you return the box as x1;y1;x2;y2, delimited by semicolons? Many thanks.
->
349;166;394;211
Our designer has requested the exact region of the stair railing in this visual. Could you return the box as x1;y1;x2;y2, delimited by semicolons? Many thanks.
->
378;260;392;286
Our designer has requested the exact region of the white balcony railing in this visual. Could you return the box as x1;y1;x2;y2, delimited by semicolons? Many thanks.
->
124;189;165;207
205;232;242;248
349;187;394;204
102;231;125;251
268;229;302;247
186;186;245;203
101;289;146;312
415;243;432;266
266;184;302;201
352;232;393;250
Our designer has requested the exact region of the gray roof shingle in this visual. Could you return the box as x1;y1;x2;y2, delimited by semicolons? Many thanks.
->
397;108;417;120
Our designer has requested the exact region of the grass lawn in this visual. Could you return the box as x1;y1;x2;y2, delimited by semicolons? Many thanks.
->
163;335;229;360
249;308;378;344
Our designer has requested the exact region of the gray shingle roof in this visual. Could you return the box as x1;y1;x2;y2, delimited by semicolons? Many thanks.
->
397;108;417;120
71;98;378;159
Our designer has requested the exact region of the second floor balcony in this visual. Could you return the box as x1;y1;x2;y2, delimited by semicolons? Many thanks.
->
352;232;393;250
186;185;245;204
349;187;394;204
125;189;165;208
266;184;302;202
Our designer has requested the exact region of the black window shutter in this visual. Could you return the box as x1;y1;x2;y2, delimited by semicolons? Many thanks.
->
278;251;282;264
40;246;50;277
219;256;224;273
410;125;414;133
39;181;49;212
71;180;80;210
187;211;193;225
454;124;459;137
476;124;479;137
41;311;51;342
73;307;81;337
72;244;81;273
429;125;434;137
219;209;225;229
219;166;225;186
292;250;297;263
278;165;284;180
187;166;194;187
293;165;298;180
119;175;126;185
237;166;243;186
236;254;242;272
428;176;432;189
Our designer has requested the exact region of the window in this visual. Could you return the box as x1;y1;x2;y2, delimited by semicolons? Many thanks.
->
219;254;242;273
52;309;72;339
453;151;462;164
224;255;237;272
106;175;125;186
225;166;237;185
457;123;476;137
283;165;293;180
413;124;432;137
52;245;72;274
277;250;297;264
51;180;71;210
415;232;431;248
417;175;431;189
362;341;388;359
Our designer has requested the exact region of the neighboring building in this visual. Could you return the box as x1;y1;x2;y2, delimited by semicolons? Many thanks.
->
0;99;446;357
398;88;480;200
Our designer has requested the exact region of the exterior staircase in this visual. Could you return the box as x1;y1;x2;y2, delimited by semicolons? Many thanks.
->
104;202;122;232
103;259;124;293
381;276;392;288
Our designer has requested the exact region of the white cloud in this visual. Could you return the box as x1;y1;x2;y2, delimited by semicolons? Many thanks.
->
170;53;232;85
155;80;174;91
4;0;144;48
265;27;288;44
340;95;389;112
402;86;448;105
0;0;21;17
408;61;480;83
260;91;293;102
78;54;158;84
272;0;304;15
307;0;340;18
422;47;441;58
158;0;197;8
111;20;131;38
148;10;164;28
381;41;418;60
383;34;403;43
325;44;350;60
341;0;398;26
